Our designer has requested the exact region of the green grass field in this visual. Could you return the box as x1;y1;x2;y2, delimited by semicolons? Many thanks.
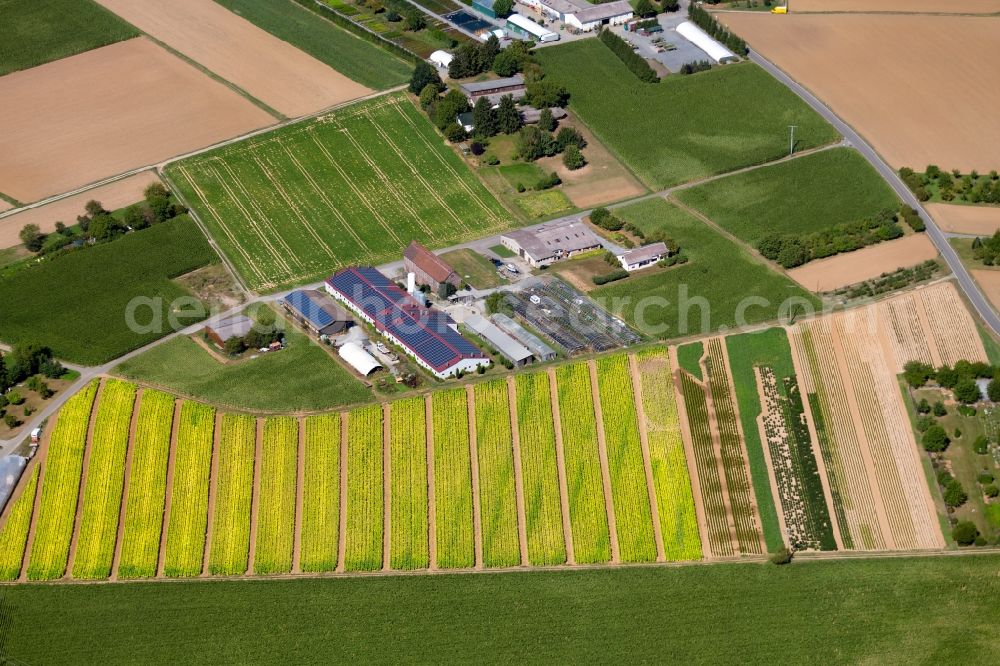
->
0;0;139;76
0;217;216;365
114;323;371;413
592;199;818;339
675;148;901;245
167;94;512;292
215;0;411;89
4;556;1000;662
439;248;502;289
534;41;839;190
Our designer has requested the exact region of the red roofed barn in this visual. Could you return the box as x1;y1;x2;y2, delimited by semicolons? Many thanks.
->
403;240;461;297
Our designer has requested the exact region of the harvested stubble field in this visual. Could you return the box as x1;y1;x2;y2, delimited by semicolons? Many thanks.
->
0;37;274;203
168;94;510;291
927;203;1000;236
534;40;838;189
0;171;161;248
789;0;1000;12
94;0;371;118
721;13;1000;172
787;234;938;293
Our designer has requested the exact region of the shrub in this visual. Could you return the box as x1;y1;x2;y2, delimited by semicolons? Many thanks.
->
953;379;981;404
973;435;990;454
769;547;793;565
483;153;499;166
6;391;24;406
915;415;936;432
592;269;629;285
922;425;949;452
533;172;561;191
562;144;586;170
590;207;624;231
932;401;947;417
984;484;999;498
943;480;968;508
444;122;467;143
952;520;979;546
916;398;931;414
3;413;19;428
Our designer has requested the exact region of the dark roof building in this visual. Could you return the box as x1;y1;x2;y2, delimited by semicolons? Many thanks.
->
458;75;526;106
325;267;489;378
403;240;461;296
282;289;352;336
205;314;255;347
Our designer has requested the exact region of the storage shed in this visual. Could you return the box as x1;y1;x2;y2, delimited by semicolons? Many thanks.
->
282;289;352;336
465;314;534;366
676;21;738;64
339;342;382;377
204;314;254;347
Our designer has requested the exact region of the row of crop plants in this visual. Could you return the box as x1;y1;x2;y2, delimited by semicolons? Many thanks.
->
678;368;735;558
345;405;383;571
300;414;340;573
594;356;657;563
208;413;255;576
757;366;837;551
389;397;429;570
163;402;216;577
473;381;520;568
833;314;940;549
73;380;138;579
792;324;883;550
118;390;175;578
26;380;99;580
254;417;298;574
0;466;39;580
634;349;702;561
554;363;611;564
432;390;474;569
514;373;566;566
705;340;762;555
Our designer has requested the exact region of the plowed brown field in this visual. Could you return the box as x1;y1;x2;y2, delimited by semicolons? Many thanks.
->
790;0;1000;12
787;234;938;292
927;203;1000;235
0;38;274;203
0;172;162;248
720;13;1000;172
95;0;372;118
971;270;1000;315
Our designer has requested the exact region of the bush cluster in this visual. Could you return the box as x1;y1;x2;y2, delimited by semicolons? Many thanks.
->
597;29;658;83
900;165;1000;204
970;230;1000;266
838;260;940;299
898;204;925;232
592;269;630;285
904;359;997;402
680;60;712;75
590;207;624;231
688;3;747;55
937;469;968;508
756;209;901;269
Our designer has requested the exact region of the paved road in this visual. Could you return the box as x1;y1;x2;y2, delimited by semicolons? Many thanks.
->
748;49;1000;337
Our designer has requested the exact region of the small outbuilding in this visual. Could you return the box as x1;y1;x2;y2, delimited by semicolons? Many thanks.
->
465;314;533;366
619;242;669;272
205;314;254;347
282;289;352;336
490;313;557;361
339;342;383;377
429;50;454;69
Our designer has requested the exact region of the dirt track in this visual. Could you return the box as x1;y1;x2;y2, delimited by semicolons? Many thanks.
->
927;203;1000;235
0;171;161;248
787;234;939;292
95;0;372;118
789;0;1000;12
722;13;1000;172
0;38;273;203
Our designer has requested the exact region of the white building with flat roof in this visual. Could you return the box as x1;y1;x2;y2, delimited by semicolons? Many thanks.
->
520;0;632;32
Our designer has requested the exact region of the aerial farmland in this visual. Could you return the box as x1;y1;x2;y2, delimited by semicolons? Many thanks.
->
3;0;1000;661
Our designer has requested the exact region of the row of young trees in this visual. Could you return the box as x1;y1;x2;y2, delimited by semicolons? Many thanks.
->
597;29;658;83
18;183;186;257
688;3;747;55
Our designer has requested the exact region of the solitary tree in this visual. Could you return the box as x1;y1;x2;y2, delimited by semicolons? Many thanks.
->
471;97;497;138
409;61;441;95
922;425;949;452
19;224;45;252
952;521;979;546
988;377;1000;402
953;378;981;404
492;0;514;18
562;143;585;170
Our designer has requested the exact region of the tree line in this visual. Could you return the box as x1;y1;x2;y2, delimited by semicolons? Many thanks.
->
688;3;747;55
1;343;65;429
598;29;658;83
18;183;187;259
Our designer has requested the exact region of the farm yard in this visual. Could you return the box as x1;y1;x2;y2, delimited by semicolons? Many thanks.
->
721;13;1000;172
534;40;839;190
168;94;511;292
93;0;372;118
0;37;274;203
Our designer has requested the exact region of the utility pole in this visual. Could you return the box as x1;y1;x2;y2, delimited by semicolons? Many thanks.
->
788;125;797;156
